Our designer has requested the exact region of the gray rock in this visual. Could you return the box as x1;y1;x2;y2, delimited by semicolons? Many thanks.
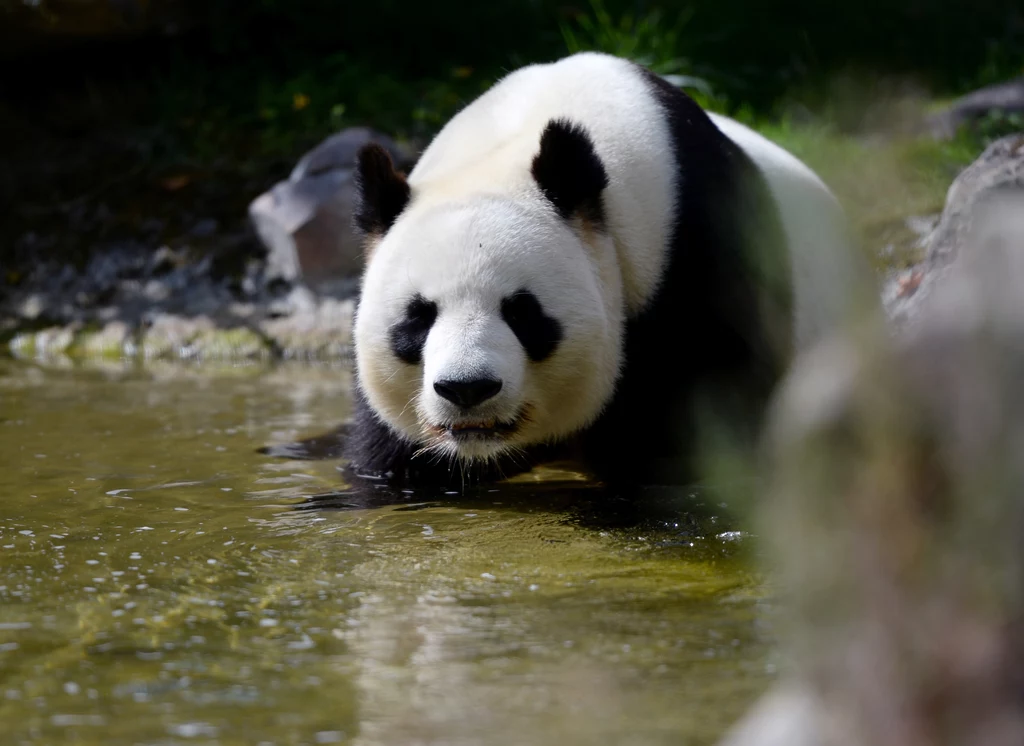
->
927;77;1024;140
927;133;1024;265
260;296;355;361
902;213;939;244
147;245;180;275
282;284;319;316
289;127;412;180
76;320;134;359
884;133;1024;327
189;218;219;238
249;127;415;290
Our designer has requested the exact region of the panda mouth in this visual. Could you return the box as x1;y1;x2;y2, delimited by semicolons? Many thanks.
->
444;418;519;439
426;407;530;442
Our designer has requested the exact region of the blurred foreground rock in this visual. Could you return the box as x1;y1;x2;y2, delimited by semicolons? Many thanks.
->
249;127;415;291
721;167;1024;746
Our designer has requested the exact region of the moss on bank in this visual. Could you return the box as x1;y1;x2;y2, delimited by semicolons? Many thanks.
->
6;316;347;365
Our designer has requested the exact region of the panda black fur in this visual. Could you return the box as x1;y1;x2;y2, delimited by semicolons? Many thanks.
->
340;52;864;491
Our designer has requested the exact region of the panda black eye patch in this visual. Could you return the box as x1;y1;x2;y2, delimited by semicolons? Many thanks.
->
389;295;438;364
500;289;563;362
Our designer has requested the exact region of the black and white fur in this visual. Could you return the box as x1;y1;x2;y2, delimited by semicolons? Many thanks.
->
341;52;864;491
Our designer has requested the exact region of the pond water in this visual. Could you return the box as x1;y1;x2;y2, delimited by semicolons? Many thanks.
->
0;358;776;746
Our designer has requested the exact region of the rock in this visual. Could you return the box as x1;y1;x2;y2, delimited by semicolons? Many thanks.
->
9;325;78;361
2;234;363;363
249;127;415;290
73;320;134;359
902;213;939;244
260;297;356;360
289;127;413;181
140;313;212;360
280;284;319;316
927;77;1024;140
884;133;1024;327
927;133;1024;264
189;218;218;238
187;326;271;361
16;293;49;321
137;314;272;361
721;199;1024;746
147;245;180;275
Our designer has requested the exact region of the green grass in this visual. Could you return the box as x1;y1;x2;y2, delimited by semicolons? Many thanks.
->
560;0;712;94
752;119;982;268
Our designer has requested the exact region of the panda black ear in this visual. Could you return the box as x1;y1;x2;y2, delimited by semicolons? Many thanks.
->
531;118;609;223
354;143;412;237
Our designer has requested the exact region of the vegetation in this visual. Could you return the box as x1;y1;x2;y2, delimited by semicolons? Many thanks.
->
1;0;1022;275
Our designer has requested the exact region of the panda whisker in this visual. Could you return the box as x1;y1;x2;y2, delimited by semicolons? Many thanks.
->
397;390;425;423
502;444;529;469
448;452;461;489
489;453;508;482
412;434;454;465
382;367;405;385
410;442;438;461
499;447;530;479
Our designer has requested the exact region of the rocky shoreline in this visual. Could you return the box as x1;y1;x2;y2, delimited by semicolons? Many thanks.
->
2;240;357;364
4;130;1022;368
0;127;415;365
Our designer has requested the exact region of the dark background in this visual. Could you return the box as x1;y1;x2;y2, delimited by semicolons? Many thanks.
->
1;0;1022;275
4;0;1021;110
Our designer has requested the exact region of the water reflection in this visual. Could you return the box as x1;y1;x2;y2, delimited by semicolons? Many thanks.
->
0;359;774;745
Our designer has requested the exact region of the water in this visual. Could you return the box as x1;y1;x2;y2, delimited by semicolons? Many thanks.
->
0;358;775;746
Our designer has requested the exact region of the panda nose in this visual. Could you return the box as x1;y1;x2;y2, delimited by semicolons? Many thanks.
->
433;378;503;409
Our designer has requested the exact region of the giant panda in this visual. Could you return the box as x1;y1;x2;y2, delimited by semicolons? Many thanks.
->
342;51;868;492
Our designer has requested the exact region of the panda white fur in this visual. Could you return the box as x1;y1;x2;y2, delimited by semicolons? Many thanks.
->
344;51;866;490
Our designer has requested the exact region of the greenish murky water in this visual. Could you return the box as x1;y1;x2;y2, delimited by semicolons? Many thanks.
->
0;358;776;746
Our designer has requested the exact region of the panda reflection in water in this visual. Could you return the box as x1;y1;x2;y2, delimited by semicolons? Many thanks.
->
300;52;866;492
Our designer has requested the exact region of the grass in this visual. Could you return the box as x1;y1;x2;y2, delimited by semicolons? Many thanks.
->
560;0;712;93
753;119;982;269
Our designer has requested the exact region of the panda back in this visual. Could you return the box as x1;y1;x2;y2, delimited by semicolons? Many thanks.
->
708;113;874;350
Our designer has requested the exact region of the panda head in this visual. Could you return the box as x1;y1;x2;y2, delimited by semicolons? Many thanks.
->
351;119;625;466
